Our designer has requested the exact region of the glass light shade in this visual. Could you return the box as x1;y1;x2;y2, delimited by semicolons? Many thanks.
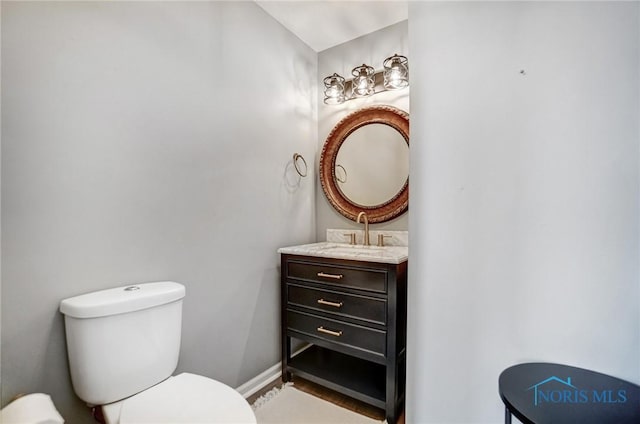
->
351;64;375;97
383;54;409;90
323;73;346;104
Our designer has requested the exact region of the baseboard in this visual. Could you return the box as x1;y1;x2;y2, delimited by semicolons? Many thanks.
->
236;363;281;399
236;344;310;399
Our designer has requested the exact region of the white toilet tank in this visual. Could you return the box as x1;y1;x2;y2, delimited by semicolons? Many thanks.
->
60;282;186;406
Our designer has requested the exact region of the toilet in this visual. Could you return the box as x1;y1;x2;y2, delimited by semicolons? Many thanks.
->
59;281;256;424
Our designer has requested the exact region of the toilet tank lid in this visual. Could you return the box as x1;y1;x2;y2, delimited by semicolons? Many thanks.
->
60;281;185;319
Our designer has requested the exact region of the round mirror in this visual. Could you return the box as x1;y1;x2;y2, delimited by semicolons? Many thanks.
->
336;123;409;206
319;105;409;223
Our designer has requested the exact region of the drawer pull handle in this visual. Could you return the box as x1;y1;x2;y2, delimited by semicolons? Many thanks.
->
317;299;343;308
317;272;343;280
317;326;343;337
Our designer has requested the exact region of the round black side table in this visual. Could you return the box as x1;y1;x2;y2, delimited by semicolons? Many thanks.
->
499;363;640;424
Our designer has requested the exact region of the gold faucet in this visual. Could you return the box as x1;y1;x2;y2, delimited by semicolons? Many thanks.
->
356;211;370;246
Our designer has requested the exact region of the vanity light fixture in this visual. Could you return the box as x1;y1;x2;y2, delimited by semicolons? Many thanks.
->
322;54;409;105
323;73;346;105
383;54;409;90
351;64;375;98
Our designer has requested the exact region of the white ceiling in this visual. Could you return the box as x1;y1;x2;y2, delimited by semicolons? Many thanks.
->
255;1;408;52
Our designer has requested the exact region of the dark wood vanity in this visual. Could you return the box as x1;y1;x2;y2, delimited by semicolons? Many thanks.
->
280;253;407;424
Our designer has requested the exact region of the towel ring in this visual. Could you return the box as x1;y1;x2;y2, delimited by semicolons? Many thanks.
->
335;164;347;183
293;153;307;177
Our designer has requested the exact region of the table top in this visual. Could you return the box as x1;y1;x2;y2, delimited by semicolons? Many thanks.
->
499;363;640;424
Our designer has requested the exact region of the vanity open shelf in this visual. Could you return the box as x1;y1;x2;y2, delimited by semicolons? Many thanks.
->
288;344;386;407
279;251;407;424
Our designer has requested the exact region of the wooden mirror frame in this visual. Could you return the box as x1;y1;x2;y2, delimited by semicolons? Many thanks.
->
319;105;409;223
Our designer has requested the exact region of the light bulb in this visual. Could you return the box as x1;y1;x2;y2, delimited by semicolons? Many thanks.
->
383;54;409;90
323;73;345;105
351;64;375;97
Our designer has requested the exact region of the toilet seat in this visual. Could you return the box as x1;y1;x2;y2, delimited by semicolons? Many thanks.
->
103;373;256;424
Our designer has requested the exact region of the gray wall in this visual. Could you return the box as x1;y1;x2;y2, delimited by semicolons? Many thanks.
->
1;2;316;422
316;21;409;240
407;2;639;423
0;1;3;393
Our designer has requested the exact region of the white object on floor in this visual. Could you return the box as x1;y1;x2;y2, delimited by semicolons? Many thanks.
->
0;393;64;424
252;384;383;424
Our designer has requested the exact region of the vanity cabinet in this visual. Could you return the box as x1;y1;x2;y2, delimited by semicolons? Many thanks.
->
280;253;407;424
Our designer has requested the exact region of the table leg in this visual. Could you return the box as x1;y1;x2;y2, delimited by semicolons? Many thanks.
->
504;406;511;424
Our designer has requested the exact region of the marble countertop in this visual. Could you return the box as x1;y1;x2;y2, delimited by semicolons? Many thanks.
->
277;241;408;264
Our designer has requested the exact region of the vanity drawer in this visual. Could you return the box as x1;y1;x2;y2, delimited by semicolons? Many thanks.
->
287;310;386;357
288;284;386;326
286;260;386;293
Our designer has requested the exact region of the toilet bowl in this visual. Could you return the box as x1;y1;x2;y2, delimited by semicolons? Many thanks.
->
101;373;255;424
59;282;256;424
